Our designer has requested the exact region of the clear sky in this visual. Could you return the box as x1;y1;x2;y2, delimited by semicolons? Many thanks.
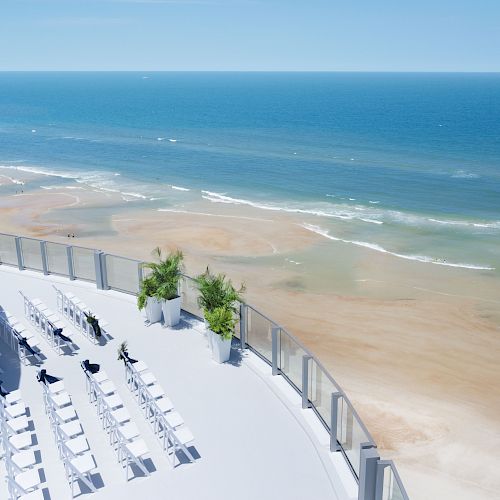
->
1;0;499;71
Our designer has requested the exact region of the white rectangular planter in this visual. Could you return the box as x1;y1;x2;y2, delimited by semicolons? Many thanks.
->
210;331;232;364
145;297;162;324
162;296;181;327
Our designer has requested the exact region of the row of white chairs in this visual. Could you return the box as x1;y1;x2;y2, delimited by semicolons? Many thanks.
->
0;311;42;365
19;292;75;356
124;359;196;467
0;389;46;500
81;363;151;481
40;378;98;497
53;286;110;344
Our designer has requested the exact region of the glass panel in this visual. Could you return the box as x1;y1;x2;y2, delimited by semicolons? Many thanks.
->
72;246;96;281
382;465;407;500
337;397;372;477
21;238;43;270
105;254;140;294
309;359;336;428
180;276;203;318
246;306;274;362
46;242;69;275
0;234;18;265
280;331;306;391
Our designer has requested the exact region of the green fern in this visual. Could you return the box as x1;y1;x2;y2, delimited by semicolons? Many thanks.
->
205;306;237;340
195;267;245;315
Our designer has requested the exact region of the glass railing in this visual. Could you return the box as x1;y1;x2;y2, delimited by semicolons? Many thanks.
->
380;462;409;500
46;241;70;276
245;305;276;362
0;233;18;266
20;237;43;271
72;246;96;281
104;254;140;294
0;231;409;499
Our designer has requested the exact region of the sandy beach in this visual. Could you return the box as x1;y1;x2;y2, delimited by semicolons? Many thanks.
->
1;179;499;499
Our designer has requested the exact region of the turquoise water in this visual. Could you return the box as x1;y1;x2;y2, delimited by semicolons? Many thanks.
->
0;72;499;271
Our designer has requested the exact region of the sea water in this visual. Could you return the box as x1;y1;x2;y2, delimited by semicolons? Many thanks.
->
0;72;499;273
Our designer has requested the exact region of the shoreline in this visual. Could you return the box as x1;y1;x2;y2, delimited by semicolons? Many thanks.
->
1;178;500;498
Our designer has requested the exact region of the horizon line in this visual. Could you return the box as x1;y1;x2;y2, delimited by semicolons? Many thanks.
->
1;70;500;74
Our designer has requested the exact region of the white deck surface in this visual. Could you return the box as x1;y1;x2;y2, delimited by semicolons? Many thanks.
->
0;265;358;500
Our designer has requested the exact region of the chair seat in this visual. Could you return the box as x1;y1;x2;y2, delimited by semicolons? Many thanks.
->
56;406;77;422
92;371;109;383
48;380;65;394
59;420;83;438
71;453;96;475
139;372;157;386
164;411;184;429
12;450;37;469
9;431;33;450
111;407;131;424
5;389;22;405
8;415;29;433
173;426;194;446
126;438;148;458
118;422;139;441
66;436;90;456
15;468;41;490
104;394;123;409
156;397;174;414
99;380;116;395
133;360;148;373
50;392;71;408
18;489;45;500
6;402;26;419
146;384;165;400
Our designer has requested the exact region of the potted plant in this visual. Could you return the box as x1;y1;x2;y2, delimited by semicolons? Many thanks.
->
146;247;184;327
195;267;245;349
205;306;237;363
84;311;101;338
137;274;162;325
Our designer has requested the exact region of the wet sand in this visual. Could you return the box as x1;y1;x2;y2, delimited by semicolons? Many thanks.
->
1;185;499;499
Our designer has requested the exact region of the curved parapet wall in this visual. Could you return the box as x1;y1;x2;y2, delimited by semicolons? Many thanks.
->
0;232;409;500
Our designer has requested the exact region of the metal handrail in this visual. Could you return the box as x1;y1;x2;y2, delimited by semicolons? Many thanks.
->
0;231;408;498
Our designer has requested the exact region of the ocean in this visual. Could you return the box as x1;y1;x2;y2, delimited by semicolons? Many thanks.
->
0;72;499;273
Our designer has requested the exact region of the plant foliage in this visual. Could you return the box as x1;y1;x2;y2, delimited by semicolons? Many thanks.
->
138;248;184;308
137;274;159;310
205;306;237;341
117;341;128;362
195;267;245;315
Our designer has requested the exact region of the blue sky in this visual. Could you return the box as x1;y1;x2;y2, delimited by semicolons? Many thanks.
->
1;0;499;71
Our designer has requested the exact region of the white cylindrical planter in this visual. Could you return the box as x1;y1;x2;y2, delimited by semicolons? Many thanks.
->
162;296;182;327
211;332;232;364
145;297;162;324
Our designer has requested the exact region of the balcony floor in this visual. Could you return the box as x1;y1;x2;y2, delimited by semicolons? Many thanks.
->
0;265;357;500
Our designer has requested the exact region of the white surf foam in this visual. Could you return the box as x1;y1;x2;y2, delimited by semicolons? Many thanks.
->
158;208;273;222
171;185;190;192
451;170;480;179
169;139;177;143
301;223;495;271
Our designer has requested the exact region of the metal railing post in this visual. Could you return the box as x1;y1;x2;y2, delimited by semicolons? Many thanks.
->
271;327;280;375
66;246;75;280
100;252;109;290
302;355;312;408
94;250;105;290
330;392;342;451
239;303;247;349
375;461;388;500
40;241;49;275
14;237;23;270
358;443;379;500
137;262;144;287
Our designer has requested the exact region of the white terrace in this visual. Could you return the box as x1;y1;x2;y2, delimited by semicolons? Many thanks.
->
0;265;358;500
